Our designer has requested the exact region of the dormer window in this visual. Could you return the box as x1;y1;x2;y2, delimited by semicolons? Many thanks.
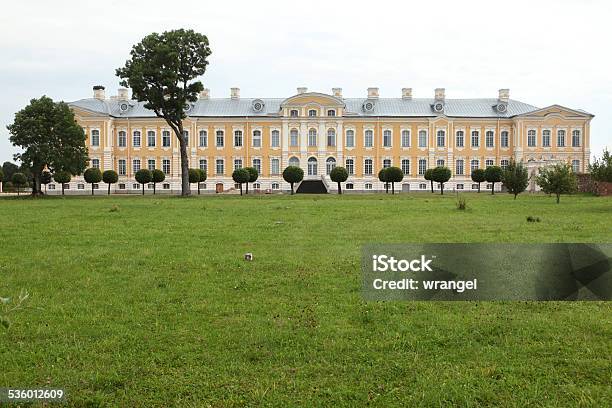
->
327;109;336;117
308;109;317;117
290;109;299;117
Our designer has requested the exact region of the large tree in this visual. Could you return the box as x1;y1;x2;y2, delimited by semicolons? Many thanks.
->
536;163;577;204
7;96;88;196
116;29;212;196
502;160;529;199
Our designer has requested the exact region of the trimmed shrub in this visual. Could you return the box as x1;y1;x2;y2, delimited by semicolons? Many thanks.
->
53;171;71;195
244;167;258;195
11;172;27;196
282;166;304;195
232;168;250;195
424;168;434;193
385;167;404;195
432;166;451;195
151;169;165;195
471;169;486;192
83;168;102;196
102;170;119;195
330;166;349;194
484;166;503;195
135;169;152;195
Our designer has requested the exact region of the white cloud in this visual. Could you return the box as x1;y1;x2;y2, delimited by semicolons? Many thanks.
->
1;0;610;163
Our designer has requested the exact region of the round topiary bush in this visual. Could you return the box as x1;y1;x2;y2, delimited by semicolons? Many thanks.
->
282;166;304;195
53;171;71;195
330;166;349;194
385;167;404;194
232;168;250;195
135;169;152;195
102;170;119;195
83;168;102;196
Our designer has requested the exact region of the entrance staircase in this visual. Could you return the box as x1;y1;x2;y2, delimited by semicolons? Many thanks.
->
296;180;328;194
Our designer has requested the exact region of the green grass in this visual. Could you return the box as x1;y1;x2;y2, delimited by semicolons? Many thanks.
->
1;193;611;407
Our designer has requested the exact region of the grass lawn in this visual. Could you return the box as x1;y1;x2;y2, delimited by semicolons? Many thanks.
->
1;193;611;407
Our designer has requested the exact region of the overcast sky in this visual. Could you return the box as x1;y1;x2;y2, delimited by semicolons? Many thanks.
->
1;0;610;163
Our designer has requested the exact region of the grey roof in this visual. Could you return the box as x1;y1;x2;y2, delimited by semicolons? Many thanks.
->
69;97;539;119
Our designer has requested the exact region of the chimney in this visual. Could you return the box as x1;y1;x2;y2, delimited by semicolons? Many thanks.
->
93;85;105;100
332;88;342;98
199;88;210;99
297;87;308;94
367;87;379;99
498;88;510;103
435;88;445;101
402;88;412;100
230;87;240;99
117;88;129;101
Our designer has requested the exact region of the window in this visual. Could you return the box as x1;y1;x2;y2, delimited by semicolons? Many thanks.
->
364;159;373;175
470;159;479;172
471;131;479;147
456;130;464;148
216;130;224;147
572;130;581;147
290;129;299;147
485;131;494;148
252;130;262;148
146;159;155;171
252;158;261;174
271;158;280;175
527;130;536;147
271;130;280;147
216;159;224;175
132;159;141;173
365;183;373;190
147;131;156;147
163;183;170;190
183;130;189;146
418;130;427;148
501;159;509;170
290;109;299;117
346;158;354;175
472;184;479;190
557;130;566;147
234;130;243;147
486;184;492;190
118;130;126;147
118;183;126;190
199;130;208;147
78;183;85;190
383;130;392;147
253;183;261;190
48;184;55;190
456;159;464;175
288;157;300;167
346;130;355;148
401;130;410;147
436;159;445;167
383;159;391;168
542;130;551;147
308;157;318;176
486;159;494;167
162;159;171;175
91;129;100;146
365;130;374;147
437;130;445;147
199;159;207;174
500;130;509;148
118;159;126;176
456;184;464;190
418;159;427;175
234;158;243;170
327;129;336;147
327;109;336;117
92;158;100;169
345;183;354;190
272;183;280;190
132;184;139;190
419;183;427;190
162;130;171;147
308;109;317;117
133;131;141;148
401;159;410;175
572;160;580;173
326;157;336;175
308;129;317;147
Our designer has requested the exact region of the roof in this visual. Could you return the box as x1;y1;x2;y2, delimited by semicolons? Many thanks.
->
69;96;541;119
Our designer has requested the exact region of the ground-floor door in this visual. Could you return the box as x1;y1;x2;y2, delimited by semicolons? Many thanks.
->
402;183;410;192
216;183;224;193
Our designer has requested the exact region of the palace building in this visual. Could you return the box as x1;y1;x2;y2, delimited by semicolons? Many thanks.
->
62;86;593;193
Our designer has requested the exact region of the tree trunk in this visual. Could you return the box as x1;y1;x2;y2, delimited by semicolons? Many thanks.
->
385;183;389;194
556;193;560;204
440;183;444;195
291;183;294;195
337;181;342;195
478;183;481;193
239;184;243;196
514;193;518;200
31;171;42;196
153;183;156;195
430;181;434;193
177;131;190;196
491;182;495;195
198;183;200;195
246;183;249;195
108;183;111;195
142;184;145;195
91;184;94;196
392;182;395;195
62;185;65;196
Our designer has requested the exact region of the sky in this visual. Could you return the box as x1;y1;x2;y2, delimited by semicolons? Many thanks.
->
0;0;610;164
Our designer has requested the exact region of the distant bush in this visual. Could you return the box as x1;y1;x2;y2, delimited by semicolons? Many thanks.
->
526;216;541;223
589;148;612;182
11;172;27;196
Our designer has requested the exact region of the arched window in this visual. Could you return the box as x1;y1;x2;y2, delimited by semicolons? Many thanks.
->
527;129;536;147
307;157;318;176
308;109;317;117
308;128;317;147
288;157;300;167
118;130;126;147
326;157;336;175
470;159;479;172
327;109;336;117
383;159;391;168
290;109;299;117
436;130;445;147
327;129;336;147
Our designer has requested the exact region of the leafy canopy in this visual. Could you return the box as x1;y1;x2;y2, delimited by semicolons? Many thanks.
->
245;167;259;183
283;166;304;184
471;169;486;183
103;170;119;184
536;163;577;203
84;168;102;184
484;166;503;183
502;160;529;198
589;148;612;182
53;171;71;184
330;166;349;183
424;168;434;181
385;167;404;183
188;168;201;184
232;168;250;184
151;169;166;183
432;166;451;183
135;169;153;185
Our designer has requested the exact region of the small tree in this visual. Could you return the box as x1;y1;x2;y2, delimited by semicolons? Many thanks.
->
83;168;102;196
502;160;529;199
589;148;612;182
378;168;389;193
424;169;434;193
232;168;250;196
245;167;258;195
12;172;26;196
41;171;52;194
53;171;71;195
188;168;201;194
471;169;486;193
330;166;349;194
282;166;304;195
484;166;503;195
386;167;404;195
102;170;119;195
432;166;451;195
135;169;152;195
151;169;165;194
536;163;577;204
197;169;207;195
